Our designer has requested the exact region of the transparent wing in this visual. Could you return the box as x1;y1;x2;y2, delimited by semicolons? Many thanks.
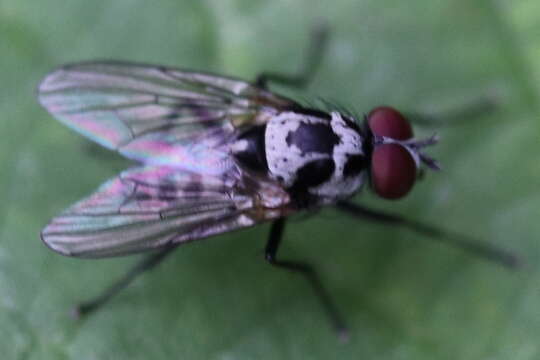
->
38;61;298;173
41;166;291;258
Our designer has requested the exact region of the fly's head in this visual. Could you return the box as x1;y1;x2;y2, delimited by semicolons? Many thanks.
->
364;106;439;200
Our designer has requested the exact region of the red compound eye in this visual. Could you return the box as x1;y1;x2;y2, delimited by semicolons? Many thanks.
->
368;106;413;140
371;143;416;199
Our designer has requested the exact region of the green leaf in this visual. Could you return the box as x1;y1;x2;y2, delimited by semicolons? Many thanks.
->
1;0;539;359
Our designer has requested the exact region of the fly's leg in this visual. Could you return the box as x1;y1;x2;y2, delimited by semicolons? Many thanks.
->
73;245;179;317
255;24;329;89
265;218;349;341
404;95;499;128
336;201;520;269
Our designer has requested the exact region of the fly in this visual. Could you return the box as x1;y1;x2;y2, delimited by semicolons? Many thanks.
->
37;27;518;340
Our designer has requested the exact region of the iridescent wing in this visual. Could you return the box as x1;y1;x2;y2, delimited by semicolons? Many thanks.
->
38;61;298;174
41;166;292;258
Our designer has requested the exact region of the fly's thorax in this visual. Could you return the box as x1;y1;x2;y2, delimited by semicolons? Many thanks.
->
265;111;367;203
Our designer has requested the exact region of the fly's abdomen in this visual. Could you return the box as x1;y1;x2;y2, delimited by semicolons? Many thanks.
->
231;124;269;173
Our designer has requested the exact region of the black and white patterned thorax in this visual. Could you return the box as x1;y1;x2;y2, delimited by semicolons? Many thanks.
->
232;110;367;207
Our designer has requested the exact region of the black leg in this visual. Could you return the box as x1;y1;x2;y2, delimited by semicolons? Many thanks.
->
404;95;499;128
255;24;329;89
265;218;349;341
72;245;179;318
336;201;520;269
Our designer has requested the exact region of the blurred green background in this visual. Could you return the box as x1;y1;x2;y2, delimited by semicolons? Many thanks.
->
1;0;540;359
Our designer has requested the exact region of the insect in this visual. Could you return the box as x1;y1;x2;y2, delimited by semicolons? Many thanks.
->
38;28;517;340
